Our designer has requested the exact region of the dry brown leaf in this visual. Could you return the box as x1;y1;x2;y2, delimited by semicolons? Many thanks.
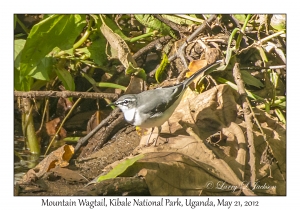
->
100;21;137;69
124;76;145;95
19;145;74;183
45;117;67;139
187;59;208;76
92;84;285;196
129;84;285;195
49;167;86;183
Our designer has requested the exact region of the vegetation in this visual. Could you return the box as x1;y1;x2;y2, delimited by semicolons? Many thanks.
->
14;14;286;196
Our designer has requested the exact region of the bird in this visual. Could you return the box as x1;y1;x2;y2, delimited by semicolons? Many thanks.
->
109;60;223;146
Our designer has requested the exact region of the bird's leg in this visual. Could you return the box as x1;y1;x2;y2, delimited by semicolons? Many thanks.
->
146;127;155;146
153;126;162;146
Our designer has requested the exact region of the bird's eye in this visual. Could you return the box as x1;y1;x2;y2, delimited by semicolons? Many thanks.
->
122;99;128;105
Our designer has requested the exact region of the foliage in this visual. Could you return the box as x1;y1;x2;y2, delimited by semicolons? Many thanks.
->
14;13;286;165
14;14;286;196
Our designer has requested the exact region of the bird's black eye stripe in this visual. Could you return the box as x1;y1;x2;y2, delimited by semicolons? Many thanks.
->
114;97;136;106
115;99;129;105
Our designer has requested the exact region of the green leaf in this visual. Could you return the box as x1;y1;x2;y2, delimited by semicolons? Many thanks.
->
241;70;264;88
97;82;126;91
270;70;279;89
161;14;195;25
14;67;22;91
20;14;86;78
257;46;269;63
233;15;246;23
87;34;107;67
55;67;75;91
225;27;240;65
14;39;26;69
101;15;130;41
155;53;169;83
29;57;55;81
31;80;48;91
125;63;147;80
135;14;176;38
216;77;264;101
14;15;17;29
275;108;285;123
14;39;34;91
97;154;144;182
14;70;33;91
75;47;91;58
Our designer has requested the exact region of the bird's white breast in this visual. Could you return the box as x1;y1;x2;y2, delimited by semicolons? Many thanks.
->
123;108;136;123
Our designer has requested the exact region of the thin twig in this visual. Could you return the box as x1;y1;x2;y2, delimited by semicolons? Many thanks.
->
169;15;217;68
153;14;186;33
240;65;286;70
132;35;172;60
74;107;122;154
232;63;256;187
44;93;85;156
37;99;49;133
238;30;285;55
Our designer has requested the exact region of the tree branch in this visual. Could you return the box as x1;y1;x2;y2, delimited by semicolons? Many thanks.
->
14;90;118;100
232;62;256;187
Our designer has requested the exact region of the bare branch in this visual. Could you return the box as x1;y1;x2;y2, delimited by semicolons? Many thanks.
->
14;90;118;100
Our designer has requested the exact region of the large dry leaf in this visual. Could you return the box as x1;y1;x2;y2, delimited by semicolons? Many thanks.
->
128;84;285;195
19;145;74;183
100;19;146;80
92;84;285;196
125;152;248;196
100;20;136;69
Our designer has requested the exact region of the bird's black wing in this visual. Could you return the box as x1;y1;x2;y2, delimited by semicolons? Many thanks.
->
137;83;184;118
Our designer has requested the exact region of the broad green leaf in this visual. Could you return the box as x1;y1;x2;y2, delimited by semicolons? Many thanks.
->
97;154;144;182
241;70;264;88
135;14;176;38
155;53;169;83
14;39;26;69
14;67;22;91
55;67;75;91
14;39;33;91
29;57;55;81
31;80;48;91
20;14;86;78
87;34;107;67
14;70;33;91
42;14;53;20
